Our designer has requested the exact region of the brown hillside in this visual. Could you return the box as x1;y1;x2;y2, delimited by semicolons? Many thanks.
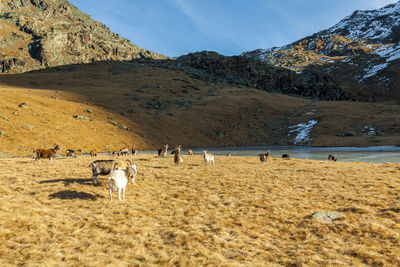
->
0;62;399;156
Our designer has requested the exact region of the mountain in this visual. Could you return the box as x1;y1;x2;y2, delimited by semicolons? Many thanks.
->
0;1;399;152
0;0;168;73
174;51;352;101
241;1;400;102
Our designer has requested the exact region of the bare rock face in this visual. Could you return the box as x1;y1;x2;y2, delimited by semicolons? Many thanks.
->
176;51;353;101
0;0;168;73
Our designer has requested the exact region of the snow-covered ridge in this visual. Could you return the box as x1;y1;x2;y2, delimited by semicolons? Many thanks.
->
242;1;400;59
320;1;400;43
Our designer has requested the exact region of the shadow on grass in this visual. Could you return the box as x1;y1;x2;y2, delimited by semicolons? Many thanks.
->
39;178;96;186
49;190;104;200
136;158;151;161
380;208;400;213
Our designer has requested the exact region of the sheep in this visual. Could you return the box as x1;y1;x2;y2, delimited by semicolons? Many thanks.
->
328;155;338;161
282;154;290;159
258;149;270;163
173;145;183;168
158;144;168;159
66;149;77;158
34;144;61;163
89;159;117;184
188;149;193;155
108;159;137;200
90;149;97;157
203;150;215;166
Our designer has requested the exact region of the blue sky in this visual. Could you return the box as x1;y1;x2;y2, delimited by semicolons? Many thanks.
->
69;0;398;57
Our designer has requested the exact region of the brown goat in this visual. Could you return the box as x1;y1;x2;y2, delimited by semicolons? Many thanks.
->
258;154;267;163
34;144;61;163
158;144;168;159
89;159;117;184
90;149;97;157
282;154;290;159
258;149;270;163
188;149;193;155
173;145;183;168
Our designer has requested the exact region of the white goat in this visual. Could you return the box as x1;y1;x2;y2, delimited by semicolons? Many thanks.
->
203;150;215;166
108;160;137;200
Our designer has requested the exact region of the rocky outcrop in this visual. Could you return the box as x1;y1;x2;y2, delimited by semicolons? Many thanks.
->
0;0;168;73
175;51;352;101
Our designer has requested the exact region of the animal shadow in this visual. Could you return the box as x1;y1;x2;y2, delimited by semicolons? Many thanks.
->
380;208;400;213
49;190;103;200
39;178;95;186
137;158;150;161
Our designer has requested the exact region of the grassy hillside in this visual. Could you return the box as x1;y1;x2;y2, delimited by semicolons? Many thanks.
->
0;62;400;156
0;154;399;265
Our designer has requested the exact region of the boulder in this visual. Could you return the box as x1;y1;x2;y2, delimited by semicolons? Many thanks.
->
307;211;345;223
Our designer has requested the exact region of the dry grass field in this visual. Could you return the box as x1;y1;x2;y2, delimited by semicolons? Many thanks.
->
0;154;399;266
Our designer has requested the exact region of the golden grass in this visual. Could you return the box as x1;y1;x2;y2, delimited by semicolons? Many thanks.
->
0;154;399;266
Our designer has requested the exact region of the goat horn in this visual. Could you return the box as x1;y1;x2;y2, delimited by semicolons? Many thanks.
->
125;159;133;165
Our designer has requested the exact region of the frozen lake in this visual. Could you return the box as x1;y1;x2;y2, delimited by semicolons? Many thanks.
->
143;146;400;164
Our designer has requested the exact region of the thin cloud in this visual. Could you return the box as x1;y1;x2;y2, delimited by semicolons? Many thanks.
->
167;0;247;51
369;0;398;9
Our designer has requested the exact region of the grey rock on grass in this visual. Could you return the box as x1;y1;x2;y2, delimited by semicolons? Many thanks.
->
306;211;345;223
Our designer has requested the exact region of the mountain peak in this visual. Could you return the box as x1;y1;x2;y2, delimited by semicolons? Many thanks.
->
241;1;400;102
0;0;168;73
319;0;400;43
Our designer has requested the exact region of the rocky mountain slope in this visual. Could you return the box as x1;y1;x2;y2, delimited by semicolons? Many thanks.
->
174;52;352;101
242;1;400;102
0;0;167;73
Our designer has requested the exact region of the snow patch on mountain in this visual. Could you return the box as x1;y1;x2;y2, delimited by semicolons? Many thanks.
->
362;63;388;80
362;42;400;80
375;43;400;61
288;120;317;145
362;125;376;136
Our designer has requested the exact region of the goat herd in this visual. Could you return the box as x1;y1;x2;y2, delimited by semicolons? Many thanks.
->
33;144;338;201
